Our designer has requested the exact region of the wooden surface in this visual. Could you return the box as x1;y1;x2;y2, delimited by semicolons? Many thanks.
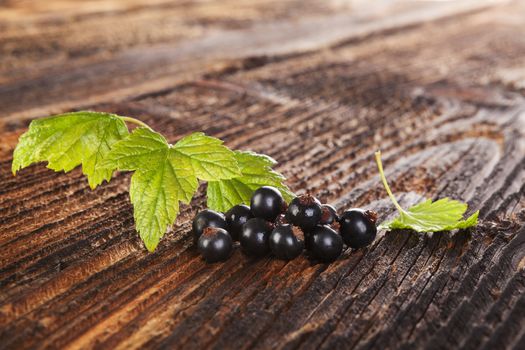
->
1;1;525;349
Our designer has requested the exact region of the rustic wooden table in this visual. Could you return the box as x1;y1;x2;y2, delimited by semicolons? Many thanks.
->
1;1;524;349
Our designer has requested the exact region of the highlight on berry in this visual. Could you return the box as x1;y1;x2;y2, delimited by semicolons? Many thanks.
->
192;186;378;264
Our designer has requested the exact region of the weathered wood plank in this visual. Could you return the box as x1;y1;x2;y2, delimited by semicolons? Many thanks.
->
0;0;500;120
0;1;524;349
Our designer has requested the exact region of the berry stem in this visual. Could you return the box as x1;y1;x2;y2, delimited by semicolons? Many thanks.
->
375;151;406;214
119;116;152;130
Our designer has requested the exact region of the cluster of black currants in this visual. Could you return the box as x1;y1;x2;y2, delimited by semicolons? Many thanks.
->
192;186;378;263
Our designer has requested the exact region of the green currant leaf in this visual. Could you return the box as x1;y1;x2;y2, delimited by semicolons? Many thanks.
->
375;151;478;232
12;111;129;189
172;132;241;181
101;127;169;171
207;151;294;212
379;198;479;232
106;127;198;251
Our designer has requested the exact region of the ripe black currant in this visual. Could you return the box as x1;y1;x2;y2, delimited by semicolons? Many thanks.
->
250;186;285;221
269;224;304;260
319;204;339;225
339;209;377;249
198;227;233;263
225;204;253;241
286;194;322;231
192;209;228;243
240;218;273;257
307;225;343;262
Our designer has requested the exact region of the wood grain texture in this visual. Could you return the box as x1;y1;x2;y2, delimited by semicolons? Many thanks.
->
1;0;524;349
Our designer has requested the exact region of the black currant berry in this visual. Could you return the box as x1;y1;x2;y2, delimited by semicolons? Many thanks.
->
319;204;339;225
286;194;322;231
225;204;253;241
198;227;233;263
308;225;343;262
250;186;284;221
192;209;228;243
240;218;273;257
269;224;304;260
339;209;377;249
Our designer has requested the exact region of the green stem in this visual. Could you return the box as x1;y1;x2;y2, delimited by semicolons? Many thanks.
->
120;116;152;129
375;150;405;214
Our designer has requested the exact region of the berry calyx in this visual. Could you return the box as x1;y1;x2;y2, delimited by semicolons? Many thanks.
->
307;225;343;262
269;224;304;260
225;204;253;241
286;194;322;231
192;209;228;243
276;214;289;225
339;209;377;249
250;186;285;221
364;210;378;224
319;204;339;225
198;227;233;263
240;218;273;257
